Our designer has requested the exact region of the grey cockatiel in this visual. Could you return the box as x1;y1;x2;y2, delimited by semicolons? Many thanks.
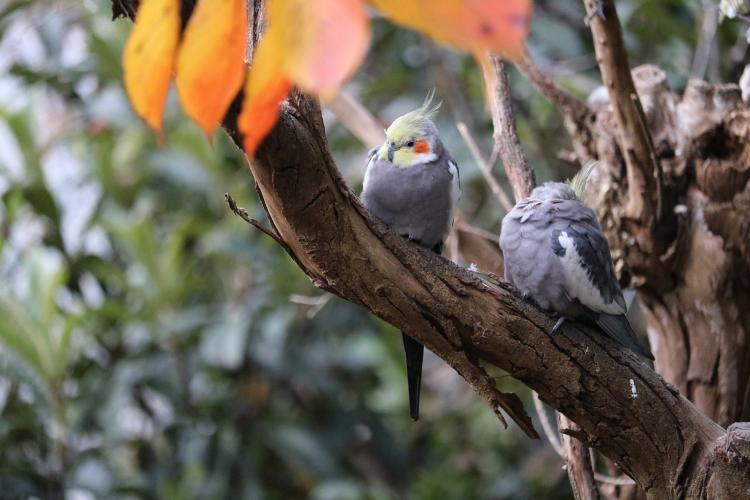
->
361;97;460;420
499;179;653;360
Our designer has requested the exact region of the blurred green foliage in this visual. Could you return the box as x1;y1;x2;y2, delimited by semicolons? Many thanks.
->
0;1;746;499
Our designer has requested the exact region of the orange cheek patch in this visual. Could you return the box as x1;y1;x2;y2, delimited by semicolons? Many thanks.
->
414;140;430;154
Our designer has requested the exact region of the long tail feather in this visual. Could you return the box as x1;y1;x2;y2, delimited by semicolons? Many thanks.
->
594;314;654;360
402;332;424;421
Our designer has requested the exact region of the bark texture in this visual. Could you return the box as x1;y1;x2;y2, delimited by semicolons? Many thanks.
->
583;66;750;428
112;0;750;497
577;0;750;430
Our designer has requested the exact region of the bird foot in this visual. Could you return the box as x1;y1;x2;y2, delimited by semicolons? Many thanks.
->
551;316;567;334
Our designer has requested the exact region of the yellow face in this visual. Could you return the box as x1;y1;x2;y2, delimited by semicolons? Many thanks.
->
378;137;433;167
378;106;438;167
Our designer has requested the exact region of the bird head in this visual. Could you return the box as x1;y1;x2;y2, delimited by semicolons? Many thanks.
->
530;182;579;202
378;94;442;168
530;161;600;202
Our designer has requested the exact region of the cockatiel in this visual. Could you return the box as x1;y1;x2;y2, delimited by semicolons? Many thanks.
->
499;174;653;360
361;96;461;420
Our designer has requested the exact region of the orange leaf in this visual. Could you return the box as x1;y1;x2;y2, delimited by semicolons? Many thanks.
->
268;0;370;96
123;0;180;132
176;0;247;137
238;36;292;156
369;0;532;58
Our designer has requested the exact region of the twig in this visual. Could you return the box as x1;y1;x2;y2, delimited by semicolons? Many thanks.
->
514;48;591;124
541;397;635;487
589;448;636;490
426;42;478;132
689;0;719;81
289;293;332;318
533;392;565;458
428;44;514;210
513;47;596;164
594;473;636;486
326;91;385;149
483;55;535;202
559;414;601;500
454;219;499;243
225;192;287;248
456;122;514;211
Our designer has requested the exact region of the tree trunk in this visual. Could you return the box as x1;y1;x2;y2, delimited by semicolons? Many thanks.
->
583;68;750;428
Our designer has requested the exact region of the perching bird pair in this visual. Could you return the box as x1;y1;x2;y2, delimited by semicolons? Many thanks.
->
361;97;652;421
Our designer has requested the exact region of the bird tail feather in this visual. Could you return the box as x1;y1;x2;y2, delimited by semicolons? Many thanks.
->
594;314;654;360
402;333;424;421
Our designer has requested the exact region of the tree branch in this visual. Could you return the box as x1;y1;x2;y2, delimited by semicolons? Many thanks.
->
533;392;565;458
484;55;602;499
248;91;727;497
484;56;535;201
326;91;385;148
582;0;662;222
515;48;590;125
225;192;286;247
456;122;514;211
513;47;596;164
559;414;601;500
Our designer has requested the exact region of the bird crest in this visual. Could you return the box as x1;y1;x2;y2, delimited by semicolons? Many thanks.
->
385;90;441;144
567;160;599;199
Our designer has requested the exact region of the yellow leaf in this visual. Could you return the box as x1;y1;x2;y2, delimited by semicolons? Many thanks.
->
123;0;180;132
176;0;247;137
369;0;532;58
268;0;370;96
238;35;292;156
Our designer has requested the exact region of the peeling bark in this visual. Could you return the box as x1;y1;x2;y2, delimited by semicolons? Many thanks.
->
583;67;750;428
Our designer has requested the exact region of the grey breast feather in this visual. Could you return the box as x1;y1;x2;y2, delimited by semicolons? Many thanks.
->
362;156;457;249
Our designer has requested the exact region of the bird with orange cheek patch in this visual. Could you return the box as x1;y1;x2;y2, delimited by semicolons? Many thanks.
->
361;93;460;421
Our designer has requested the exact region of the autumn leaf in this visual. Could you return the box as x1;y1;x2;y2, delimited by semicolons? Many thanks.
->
238;0;369;155
122;0;532;155
237;35;292;155
268;0;370;97
369;0;532;58
176;0;247;137
123;0;180;132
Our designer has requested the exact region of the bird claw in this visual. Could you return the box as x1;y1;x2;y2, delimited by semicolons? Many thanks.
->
551;316;567;334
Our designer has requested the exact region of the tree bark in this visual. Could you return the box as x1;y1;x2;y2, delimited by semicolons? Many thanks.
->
584;67;750;428
112;0;750;497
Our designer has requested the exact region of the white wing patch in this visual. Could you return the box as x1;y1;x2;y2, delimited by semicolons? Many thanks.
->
448;160;461;212
557;231;625;315
363;154;376;192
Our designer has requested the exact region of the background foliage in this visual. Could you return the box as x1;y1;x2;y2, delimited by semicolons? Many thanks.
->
0;1;746;498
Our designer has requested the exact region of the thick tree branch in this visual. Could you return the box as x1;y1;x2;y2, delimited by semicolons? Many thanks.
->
582;0;662;222
248;94;724;498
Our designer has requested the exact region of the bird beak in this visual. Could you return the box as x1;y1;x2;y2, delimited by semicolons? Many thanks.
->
387;142;396;162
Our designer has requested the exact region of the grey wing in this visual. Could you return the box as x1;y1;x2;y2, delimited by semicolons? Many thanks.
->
551;202;626;315
500;209;569;312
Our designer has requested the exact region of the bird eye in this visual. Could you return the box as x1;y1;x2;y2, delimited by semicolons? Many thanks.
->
406;140;415;147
